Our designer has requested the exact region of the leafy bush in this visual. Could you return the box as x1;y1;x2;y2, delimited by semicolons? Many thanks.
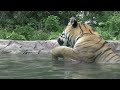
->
48;31;61;40
43;15;61;32
5;31;26;40
95;26;118;40
95;12;120;40
0;29;26;40
106;13;120;36
0;30;6;39
0;11;119;40
14;25;35;40
32;30;49;40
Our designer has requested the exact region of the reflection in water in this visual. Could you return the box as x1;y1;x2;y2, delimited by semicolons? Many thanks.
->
0;54;120;79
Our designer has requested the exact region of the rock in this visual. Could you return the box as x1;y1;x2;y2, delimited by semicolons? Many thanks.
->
0;40;59;55
0;39;119;56
107;40;120;56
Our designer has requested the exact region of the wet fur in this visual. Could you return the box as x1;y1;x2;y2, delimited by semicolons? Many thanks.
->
52;18;120;64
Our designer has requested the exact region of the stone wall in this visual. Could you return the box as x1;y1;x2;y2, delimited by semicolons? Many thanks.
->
107;40;120;56
0;40;58;55
0;39;119;56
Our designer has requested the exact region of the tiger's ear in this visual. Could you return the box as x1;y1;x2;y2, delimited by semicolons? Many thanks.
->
68;17;78;28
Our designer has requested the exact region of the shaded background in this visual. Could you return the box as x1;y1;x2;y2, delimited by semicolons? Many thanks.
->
0;11;119;40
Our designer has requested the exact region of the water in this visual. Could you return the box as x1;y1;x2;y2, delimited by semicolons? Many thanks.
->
0;54;120;79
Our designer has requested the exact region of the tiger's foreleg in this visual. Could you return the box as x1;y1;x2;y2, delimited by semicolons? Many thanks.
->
52;46;95;63
52;46;80;61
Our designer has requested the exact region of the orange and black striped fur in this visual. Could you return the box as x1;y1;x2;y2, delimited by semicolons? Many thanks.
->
52;17;120;64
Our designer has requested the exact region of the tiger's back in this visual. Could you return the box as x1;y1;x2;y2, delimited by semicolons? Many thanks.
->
52;17;120;64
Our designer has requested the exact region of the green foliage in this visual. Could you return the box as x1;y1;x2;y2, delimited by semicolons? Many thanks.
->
14;25;34;40
5;31;26;40
32;30;49;40
0;11;119;40
106;12;120;35
95;12;120;40
43;15;61;32
0;30;6;39
0;29;26;40
48;31;61;40
95;27;116;40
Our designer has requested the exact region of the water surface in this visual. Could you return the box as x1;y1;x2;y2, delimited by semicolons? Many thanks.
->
0;54;120;79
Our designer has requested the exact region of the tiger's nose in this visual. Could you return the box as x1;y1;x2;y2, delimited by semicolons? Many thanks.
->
57;38;64;46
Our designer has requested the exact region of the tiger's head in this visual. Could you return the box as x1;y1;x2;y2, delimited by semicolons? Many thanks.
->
57;17;100;48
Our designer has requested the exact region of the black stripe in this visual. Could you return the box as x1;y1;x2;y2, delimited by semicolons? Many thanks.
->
76;33;84;41
95;37;102;44
100;48;112;56
99;48;112;59
77;35;102;45
76;36;80;41
92;51;102;61
67;41;69;46
76;40;93;47
74;43;92;49
103;52;114;62
69;34;73;41
95;41;108;52
93;47;111;61
83;23;87;29
89;29;93;34
80;46;92;49
76;38;102;50
105;54;119;62
62;33;64;35
67;35;70;41
79;24;83;34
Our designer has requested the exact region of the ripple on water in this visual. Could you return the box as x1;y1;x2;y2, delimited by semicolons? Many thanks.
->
0;55;120;79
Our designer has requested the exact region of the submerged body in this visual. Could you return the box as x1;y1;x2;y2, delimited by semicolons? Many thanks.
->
52;17;120;64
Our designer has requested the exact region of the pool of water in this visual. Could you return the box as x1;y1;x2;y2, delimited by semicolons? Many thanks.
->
0;54;120;79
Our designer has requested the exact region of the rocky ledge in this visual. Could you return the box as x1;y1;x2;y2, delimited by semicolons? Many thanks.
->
0;40;58;55
0;39;119;56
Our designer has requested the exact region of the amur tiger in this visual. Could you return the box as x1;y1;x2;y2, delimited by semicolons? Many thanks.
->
52;17;120;64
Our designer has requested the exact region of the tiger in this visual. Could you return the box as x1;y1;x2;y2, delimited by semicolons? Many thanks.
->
52;17;120;64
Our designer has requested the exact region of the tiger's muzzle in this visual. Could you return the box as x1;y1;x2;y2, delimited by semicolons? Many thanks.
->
57;38;64;46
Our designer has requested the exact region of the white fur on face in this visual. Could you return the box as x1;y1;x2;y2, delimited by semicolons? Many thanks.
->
59;31;68;46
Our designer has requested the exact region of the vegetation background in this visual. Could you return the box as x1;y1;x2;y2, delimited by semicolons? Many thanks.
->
0;11;119;40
